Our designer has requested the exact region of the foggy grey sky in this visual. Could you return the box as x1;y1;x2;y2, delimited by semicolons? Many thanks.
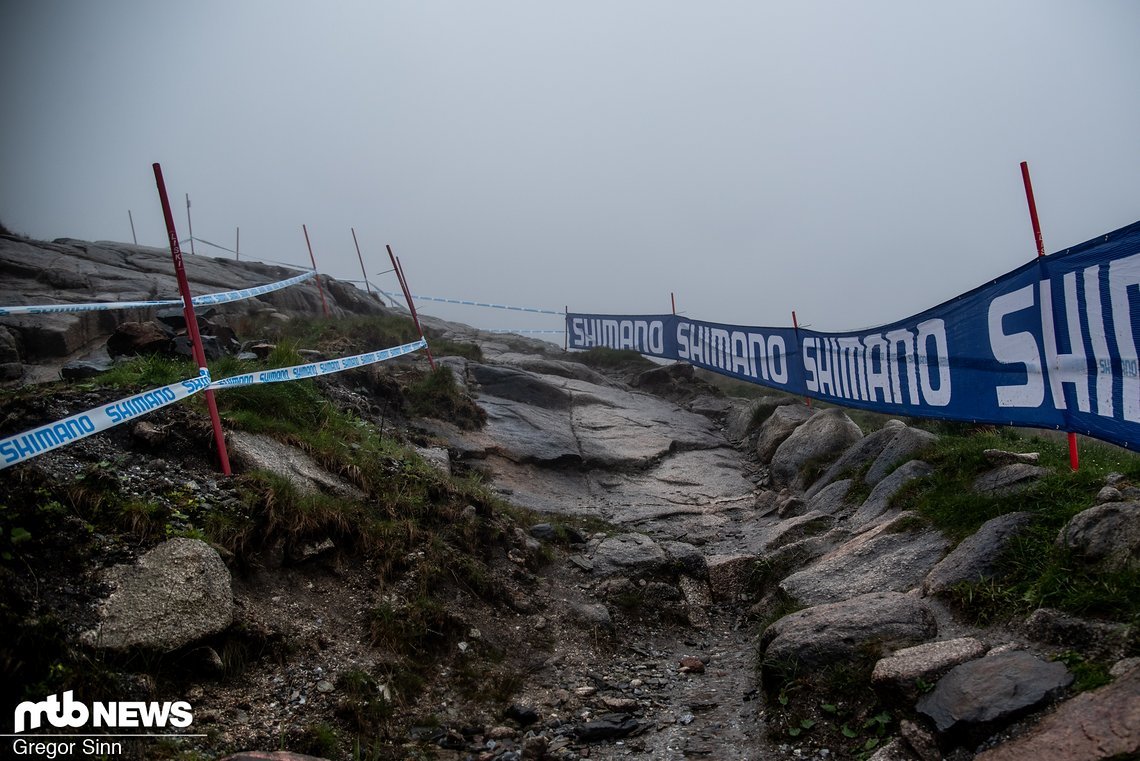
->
2;1;1138;339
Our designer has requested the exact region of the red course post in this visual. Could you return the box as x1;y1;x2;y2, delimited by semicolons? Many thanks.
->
351;227;372;296
302;225;331;318
386;245;436;370
1021;160;1078;471
153;163;232;475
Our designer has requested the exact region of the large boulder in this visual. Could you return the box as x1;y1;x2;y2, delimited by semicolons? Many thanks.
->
973;664;1140;761
769;408;863;490
925;512;1033;595
81;538;234;652
759;591;937;674
589;533;668;577
916;651;1072;735
754;404;813;463
724;398;763;441
1056;501;1140;572
106;320;173;357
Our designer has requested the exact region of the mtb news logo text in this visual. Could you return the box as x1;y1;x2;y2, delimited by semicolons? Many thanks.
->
14;690;194;733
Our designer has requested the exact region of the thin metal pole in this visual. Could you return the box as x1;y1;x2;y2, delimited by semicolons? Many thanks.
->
1021;160;1078;471
128;210;137;245
671;292;676;315
185;194;195;255
235;226;240;261
564;305;569;352
302;224;331;318
351;227;372;295
154;164;231;475
387;245;435;370
792;310;811;408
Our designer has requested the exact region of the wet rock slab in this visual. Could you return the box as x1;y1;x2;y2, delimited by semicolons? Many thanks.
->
916;650;1073;734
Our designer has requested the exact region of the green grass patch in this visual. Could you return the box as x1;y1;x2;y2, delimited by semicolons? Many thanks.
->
895;429;1140;627
405;366;486;429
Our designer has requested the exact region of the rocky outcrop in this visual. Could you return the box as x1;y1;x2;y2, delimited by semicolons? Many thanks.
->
81;538;234;652
778;517;950;605
759;591;937;674
0;235;387;370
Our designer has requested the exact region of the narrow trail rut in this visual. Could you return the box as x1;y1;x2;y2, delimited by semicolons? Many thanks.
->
508;396;783;757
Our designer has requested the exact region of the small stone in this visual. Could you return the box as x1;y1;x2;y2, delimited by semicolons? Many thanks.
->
983;449;1040;465
679;656;706;673
1097;486;1123;503
316;680;334;693
602;697;639;711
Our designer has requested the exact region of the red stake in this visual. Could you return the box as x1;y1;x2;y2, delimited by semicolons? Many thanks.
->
386;245;436;370
153;163;231;475
302;225;331;317
1021;160;1078;471
351;227;372;295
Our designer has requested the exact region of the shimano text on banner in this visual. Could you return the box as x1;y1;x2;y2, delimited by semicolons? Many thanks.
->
567;220;1140;451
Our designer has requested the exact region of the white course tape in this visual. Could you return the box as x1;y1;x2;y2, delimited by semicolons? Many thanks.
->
0;337;428;470
377;290;562;316
208;338;428;389
0;270;316;317
490;329;565;334
0;369;212;469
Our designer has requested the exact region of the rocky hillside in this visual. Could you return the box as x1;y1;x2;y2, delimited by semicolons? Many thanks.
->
0;234;1137;761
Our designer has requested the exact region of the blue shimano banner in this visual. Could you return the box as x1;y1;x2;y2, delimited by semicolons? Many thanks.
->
567;219;1140;450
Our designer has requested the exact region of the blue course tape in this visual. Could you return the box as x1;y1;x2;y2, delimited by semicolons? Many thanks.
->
208;338;428;389
0;369;212;469
0;336;429;469
0;270;316;316
378;290;562;316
